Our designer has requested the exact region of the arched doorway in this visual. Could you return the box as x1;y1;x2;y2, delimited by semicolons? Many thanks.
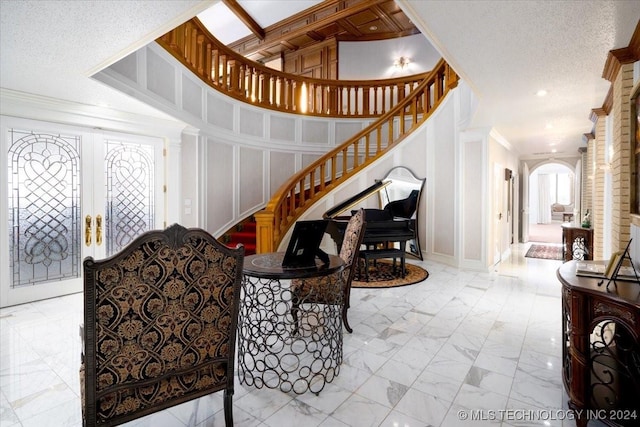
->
527;162;575;243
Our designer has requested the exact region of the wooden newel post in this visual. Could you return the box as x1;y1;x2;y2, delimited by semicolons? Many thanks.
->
254;210;275;254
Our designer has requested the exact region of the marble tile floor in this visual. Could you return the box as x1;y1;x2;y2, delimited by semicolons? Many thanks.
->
1;243;586;427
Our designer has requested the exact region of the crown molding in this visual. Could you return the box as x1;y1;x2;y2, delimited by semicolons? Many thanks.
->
602;21;640;82
0;88;187;139
590;106;608;122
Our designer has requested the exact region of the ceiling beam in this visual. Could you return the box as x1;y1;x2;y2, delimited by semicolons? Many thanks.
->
222;0;265;40
228;0;389;56
371;5;403;33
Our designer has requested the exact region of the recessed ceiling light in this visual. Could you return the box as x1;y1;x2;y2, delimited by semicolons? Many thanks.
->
369;25;378;31
536;89;548;97
551;148;557;153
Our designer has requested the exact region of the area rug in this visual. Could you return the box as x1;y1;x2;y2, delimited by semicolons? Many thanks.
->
352;260;429;288
524;244;563;260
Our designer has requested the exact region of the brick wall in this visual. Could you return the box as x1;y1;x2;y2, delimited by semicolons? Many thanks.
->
592;113;606;259
610;63;634;251
582;146;592;217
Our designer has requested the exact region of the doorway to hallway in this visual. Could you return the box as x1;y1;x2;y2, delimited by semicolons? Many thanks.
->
527;222;562;244
526;162;574;245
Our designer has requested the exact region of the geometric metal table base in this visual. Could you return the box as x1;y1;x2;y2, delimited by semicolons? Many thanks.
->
238;273;344;395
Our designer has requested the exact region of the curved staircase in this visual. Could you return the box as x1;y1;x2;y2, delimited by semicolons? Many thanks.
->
224;220;257;255
156;18;459;254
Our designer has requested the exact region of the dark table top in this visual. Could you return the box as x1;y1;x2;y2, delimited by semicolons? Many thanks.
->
557;260;640;307
243;252;344;280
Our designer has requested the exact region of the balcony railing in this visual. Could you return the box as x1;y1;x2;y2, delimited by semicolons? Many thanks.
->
157;18;432;118
254;59;458;252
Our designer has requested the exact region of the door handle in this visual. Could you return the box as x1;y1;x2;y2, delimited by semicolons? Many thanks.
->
96;215;102;246
85;215;92;246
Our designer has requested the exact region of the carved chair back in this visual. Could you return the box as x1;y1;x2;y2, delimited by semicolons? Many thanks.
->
81;224;244;427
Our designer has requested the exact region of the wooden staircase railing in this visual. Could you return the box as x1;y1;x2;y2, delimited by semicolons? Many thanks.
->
156;17;458;253
157;17;432;118
255;59;458;252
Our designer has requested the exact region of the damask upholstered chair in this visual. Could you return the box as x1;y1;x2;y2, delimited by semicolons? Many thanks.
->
291;209;366;333
80;224;244;427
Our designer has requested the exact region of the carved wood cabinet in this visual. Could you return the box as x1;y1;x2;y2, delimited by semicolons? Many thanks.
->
562;224;594;261
557;261;640;427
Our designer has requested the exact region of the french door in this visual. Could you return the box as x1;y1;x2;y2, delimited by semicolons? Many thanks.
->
1;117;165;308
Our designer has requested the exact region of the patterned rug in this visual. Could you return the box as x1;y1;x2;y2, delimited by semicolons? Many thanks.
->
524;244;563;260
352;260;429;288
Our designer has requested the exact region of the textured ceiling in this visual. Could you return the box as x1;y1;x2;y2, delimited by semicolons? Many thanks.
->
0;0;210;119
1;0;638;159
400;0;640;158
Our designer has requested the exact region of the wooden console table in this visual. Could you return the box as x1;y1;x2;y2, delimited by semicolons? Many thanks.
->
562;224;594;261
557;261;640;426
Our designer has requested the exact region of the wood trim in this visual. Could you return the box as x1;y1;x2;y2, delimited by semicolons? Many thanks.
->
371;4;403;33
590;107;607;122
602;21;640;82
602;47;633;82
336;28;419;42
630;19;640;60
228;0;397;56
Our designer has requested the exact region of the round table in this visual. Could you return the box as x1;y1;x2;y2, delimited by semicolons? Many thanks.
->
238;252;345;394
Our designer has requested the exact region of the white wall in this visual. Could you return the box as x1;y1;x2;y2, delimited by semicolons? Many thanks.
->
338;34;441;80
488;132;519;266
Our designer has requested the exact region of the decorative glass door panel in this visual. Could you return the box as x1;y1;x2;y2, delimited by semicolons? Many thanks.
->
104;140;156;257
8;129;82;288
1;118;165;307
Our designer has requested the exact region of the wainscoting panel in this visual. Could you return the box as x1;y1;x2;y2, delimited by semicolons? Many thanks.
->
239;146;265;216
205;139;234;232
182;74;203;118
207;93;233;130
269;151;296;195
239;107;264;138
146;48;175;104
270;116;296;142
302;119;329;144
